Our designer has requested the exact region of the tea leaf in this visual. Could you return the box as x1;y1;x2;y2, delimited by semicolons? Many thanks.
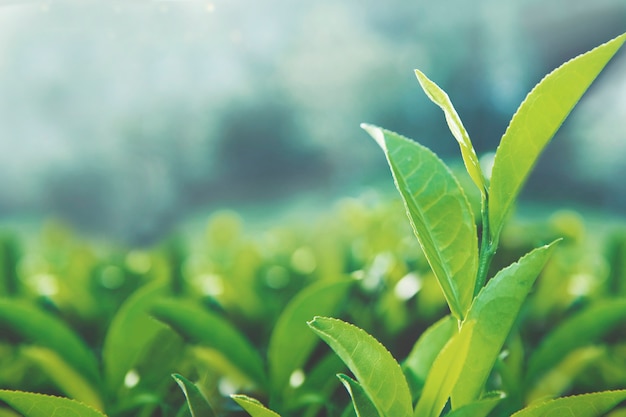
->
414;69;485;194
403;315;456;397
172;373;216;417
526;298;626;385
0;390;107;417
511;390;626;417
269;280;353;399
489;32;626;242
231;395;282;417
152;299;266;386
102;281;169;396
308;316;413;417
451;241;559;408
413;321;475;417
22;346;104;411
445;391;504;417
362;124;478;320
0;300;100;386
337;374;381;417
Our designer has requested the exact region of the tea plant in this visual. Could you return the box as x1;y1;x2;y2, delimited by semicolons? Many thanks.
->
0;32;625;417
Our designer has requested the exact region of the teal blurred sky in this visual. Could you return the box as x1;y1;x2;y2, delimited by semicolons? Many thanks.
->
0;0;624;243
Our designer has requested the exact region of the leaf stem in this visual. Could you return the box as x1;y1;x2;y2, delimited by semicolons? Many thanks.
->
474;196;497;296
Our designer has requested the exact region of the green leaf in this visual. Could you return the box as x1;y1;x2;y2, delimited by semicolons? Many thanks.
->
231;395;282;417
337;374;381;417
451;241;559;408
489;32;626;242
22;346;104;411
527;298;626;385
102;281;169;396
308;316;413;417
511;390;626;417
402;315;456;398
152;299;266;386
269;280;353;399
362;124;478;320
445;392;505;417
413;321;475;417
414;69;486;194
0;390;107;417
0;299;100;386
172;373;216;417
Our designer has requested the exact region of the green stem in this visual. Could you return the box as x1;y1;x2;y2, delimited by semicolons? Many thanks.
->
474;195;497;296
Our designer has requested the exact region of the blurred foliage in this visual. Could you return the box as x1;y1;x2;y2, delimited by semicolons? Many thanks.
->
0;195;625;415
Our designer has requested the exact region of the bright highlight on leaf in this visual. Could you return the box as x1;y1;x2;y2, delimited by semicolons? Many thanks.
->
361;124;478;320
510;390;626;417
414;69;486;195
488;32;626;242
308;316;413;417
231;394;282;417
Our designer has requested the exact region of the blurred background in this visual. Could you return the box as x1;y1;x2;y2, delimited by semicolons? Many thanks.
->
0;0;624;245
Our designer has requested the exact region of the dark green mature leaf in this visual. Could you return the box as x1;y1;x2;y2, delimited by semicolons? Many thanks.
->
0;299;100;385
102;282;169;396
413;321;474;417
451;241;559;408
308;317;413;417
22;346;104;411
445;392;504;417
489;32;626;242
172;373;216;417
414;70;486;195
269;280;353;399
152;299;266;386
231;395;282;417
403;315;456;397
527;298;626;385
0;390;107;417
510;390;626;417
362;124;478;320
337;374;381;417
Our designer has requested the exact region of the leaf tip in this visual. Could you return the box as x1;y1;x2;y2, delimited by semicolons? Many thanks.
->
361;123;387;150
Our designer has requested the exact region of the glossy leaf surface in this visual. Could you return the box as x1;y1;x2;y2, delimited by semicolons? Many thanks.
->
415;69;485;194
489;32;626;241
308;316;412;417
0;390;106;417
451;241;559;408
511;390;626;417
172;373;216;417
231;395;282;417
362;124;478;320
413;321;474;417
445;392;504;417
337;374;381;417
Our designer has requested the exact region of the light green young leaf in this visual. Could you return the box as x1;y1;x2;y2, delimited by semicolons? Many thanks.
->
337;374;381;417
451;241;559;408
231;395;282;417
413;321;475;417
308;316;413;417
22;346;104;411
527;298;626;385
414;69;486;195
362;124;478;320
489;32;626;242
269;280;353;399
0;300;100;386
172;373;216;417
511;390;626;417
102;282;169;396
403;315;456;398
0;390;107;417
445;391;505;417
152;299;266;386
